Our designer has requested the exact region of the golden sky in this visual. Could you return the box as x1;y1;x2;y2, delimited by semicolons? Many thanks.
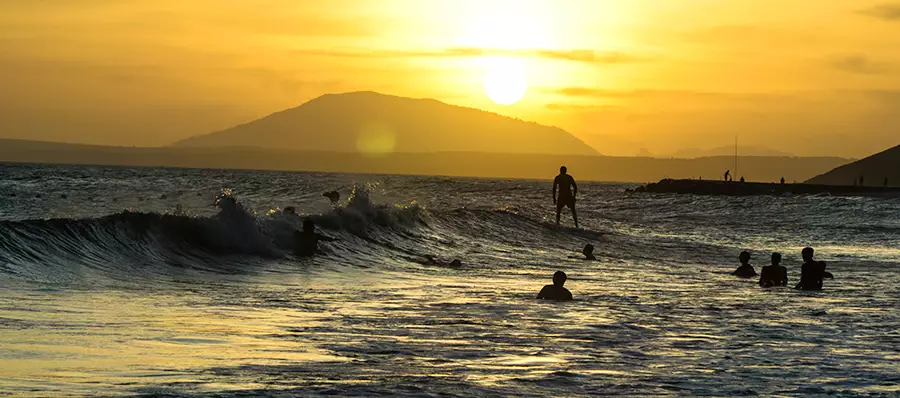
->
2;0;899;157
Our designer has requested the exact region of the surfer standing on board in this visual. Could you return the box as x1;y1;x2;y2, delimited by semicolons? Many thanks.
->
553;166;579;228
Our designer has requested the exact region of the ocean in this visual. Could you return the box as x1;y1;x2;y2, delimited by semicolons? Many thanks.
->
0;163;898;397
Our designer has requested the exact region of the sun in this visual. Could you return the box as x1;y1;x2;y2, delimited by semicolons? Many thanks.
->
483;57;527;105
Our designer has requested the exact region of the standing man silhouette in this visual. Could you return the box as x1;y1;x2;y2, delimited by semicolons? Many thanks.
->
553;166;579;228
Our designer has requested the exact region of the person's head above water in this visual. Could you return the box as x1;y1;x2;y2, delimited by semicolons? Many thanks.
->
553;271;567;287
771;252;782;265
582;244;594;256
560;166;568;175
284;206;296;215
302;219;315;232
802;247;814;262
739;251;751;264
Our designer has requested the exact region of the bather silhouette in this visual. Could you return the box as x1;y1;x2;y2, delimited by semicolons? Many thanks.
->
795;247;832;291
553;166;579;228
732;251;758;278
294;219;336;257
537;271;573;301
759;252;788;287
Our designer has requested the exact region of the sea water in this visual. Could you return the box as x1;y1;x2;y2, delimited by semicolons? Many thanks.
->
0;163;898;396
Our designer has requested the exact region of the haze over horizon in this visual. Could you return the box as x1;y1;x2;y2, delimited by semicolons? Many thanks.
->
2;1;900;157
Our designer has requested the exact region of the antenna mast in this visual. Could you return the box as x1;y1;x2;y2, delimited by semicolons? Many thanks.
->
734;135;738;178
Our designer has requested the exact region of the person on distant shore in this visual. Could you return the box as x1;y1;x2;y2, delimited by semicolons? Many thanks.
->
732;251;758;278
740;176;745;183
724;170;731;182
860;176;865;187
759;252;788;287
795;247;833;290
553;166;579;228
294;219;336;257
781;177;786;185
537;271;574;301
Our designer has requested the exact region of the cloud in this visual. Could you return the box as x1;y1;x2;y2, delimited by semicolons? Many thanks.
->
828;54;889;74
680;25;819;47
295;48;484;59
295;48;642;64
549;88;742;100
855;89;900;104
545;103;619;111
553;87;636;98
534;50;642;64
858;3;900;20
547;87;797;102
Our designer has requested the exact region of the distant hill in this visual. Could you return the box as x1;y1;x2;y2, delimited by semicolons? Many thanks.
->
174;91;598;156
671;145;794;159
1;139;850;183
806;144;900;186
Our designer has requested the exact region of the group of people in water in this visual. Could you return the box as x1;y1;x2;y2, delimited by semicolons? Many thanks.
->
733;247;834;290
288;164;836;302
540;166;839;301
535;245;836;302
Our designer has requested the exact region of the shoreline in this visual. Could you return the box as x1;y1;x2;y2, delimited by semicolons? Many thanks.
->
630;178;900;197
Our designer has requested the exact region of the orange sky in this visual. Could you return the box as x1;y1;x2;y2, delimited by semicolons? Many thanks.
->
1;0;899;157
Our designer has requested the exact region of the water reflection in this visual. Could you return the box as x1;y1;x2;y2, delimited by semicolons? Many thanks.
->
1;258;898;396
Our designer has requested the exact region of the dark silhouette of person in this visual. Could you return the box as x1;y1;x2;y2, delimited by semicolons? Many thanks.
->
860;176;865;187
724;170;731;182
732;251;758;278
537;271;573;301
795;247;833;291
422;255;463;268
582;244;596;260
781;177;785;185
553;166;579;228
739;176;745;183
323;191;340;205
759;252;788;287
294;219;335;257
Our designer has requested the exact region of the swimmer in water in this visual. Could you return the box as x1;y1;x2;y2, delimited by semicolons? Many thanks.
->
283;206;297;216
759;252;788;287
294;219;336;257
795;247;832;291
323;191;340;205
421;255;463;268
536;271;574;301
581;244;596;260
732;251;758;278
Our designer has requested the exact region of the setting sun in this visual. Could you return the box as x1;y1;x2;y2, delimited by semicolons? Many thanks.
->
483;56;528;105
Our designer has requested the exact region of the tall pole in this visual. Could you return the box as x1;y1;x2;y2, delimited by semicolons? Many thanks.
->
734;135;738;179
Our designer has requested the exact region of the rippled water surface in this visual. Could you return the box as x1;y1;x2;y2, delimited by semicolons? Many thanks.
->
0;164;898;396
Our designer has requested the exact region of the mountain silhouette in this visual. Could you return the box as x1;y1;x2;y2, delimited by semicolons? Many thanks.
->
1;138;849;183
174;91;598;156
806;143;900;186
671;145;794;159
